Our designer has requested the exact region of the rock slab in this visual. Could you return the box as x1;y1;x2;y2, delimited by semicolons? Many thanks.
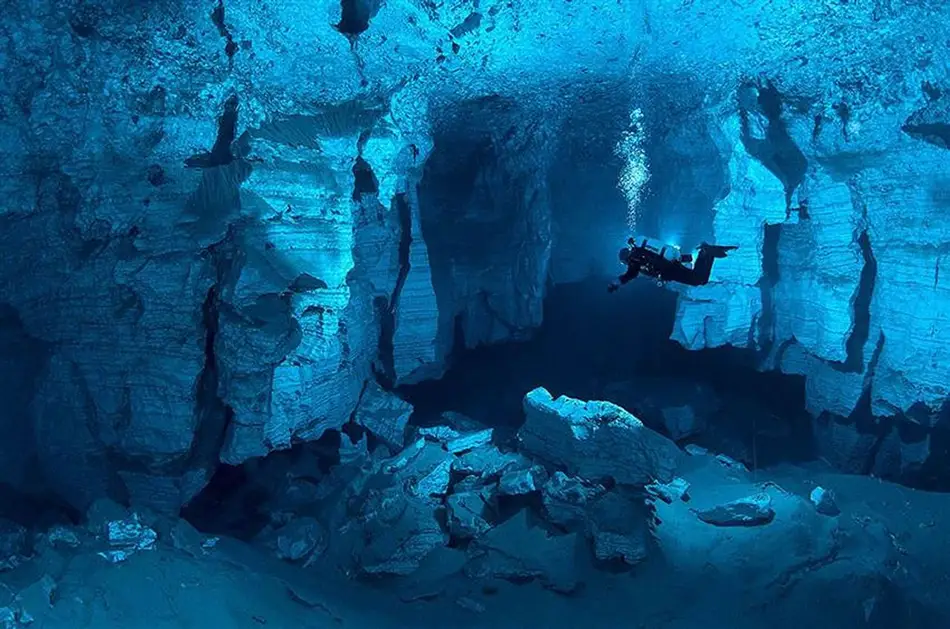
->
519;387;681;486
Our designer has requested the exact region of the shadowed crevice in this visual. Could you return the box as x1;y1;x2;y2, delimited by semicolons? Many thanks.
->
738;80;808;211
374;193;413;388
834;230;877;373
185;95;240;169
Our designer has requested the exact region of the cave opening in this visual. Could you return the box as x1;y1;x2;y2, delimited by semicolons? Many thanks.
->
351;156;379;202
399;87;815;472
414;95;552;365
399;278;816;469
0;304;80;530
182;429;345;539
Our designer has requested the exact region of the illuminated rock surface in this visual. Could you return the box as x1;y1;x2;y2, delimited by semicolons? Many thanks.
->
2;6;950;626
630;1;950;471
520;387;680;486
0;0;639;509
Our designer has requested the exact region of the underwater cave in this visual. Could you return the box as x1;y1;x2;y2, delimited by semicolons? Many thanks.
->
2;0;950;627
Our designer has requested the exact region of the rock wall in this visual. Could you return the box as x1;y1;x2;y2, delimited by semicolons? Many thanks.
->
0;0;642;511
5;0;949;509
648;1;950;471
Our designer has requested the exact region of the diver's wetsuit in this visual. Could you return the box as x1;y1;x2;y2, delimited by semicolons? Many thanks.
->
616;259;642;284
661;244;731;286
610;243;736;290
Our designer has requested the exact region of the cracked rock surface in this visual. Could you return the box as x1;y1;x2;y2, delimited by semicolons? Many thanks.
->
2;0;950;574
641;1;950;471
0;0;638;510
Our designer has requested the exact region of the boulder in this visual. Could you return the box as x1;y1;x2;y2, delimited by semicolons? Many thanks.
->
446;491;492;539
275;517;328;563
445;429;494;455
646;477;691;504
809;486;840;517
353;381;413;450
357;486;447;576
334;440;457;576
452;445;529;479
541;472;607;529
418;425;464;443
498;468;542;496
104;516;157;550
339;433;370;466
520;387;681;486
43;526;81;551
694;493;775;527
0;574;56;628
586;489;652;565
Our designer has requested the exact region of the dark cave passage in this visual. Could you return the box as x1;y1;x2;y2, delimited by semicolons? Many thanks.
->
183;429;344;539
183;277;818;538
399;277;816;470
415;95;552;363
402;84;812;472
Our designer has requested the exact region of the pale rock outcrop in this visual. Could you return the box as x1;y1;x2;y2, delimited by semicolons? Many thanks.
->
651;0;950;471
672;99;950;460
670;113;788;350
218;109;420;462
520;387;681;486
7;0;635;509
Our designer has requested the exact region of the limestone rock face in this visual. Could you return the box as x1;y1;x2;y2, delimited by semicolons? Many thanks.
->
4;0;950;509
0;0;641;510
640;0;950;470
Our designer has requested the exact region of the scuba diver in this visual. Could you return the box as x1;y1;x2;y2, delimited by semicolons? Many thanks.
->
608;237;738;292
